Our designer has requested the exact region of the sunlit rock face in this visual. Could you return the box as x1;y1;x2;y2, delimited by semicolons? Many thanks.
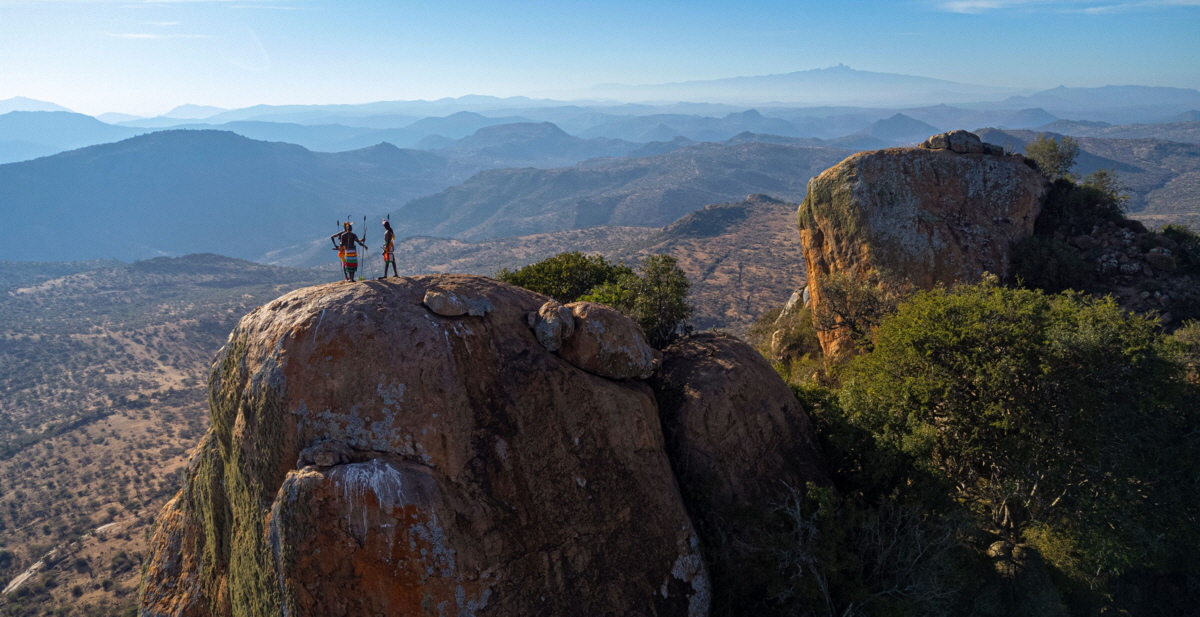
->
140;274;709;617
798;133;1049;356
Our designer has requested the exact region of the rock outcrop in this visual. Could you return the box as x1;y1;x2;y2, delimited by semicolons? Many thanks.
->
525;300;574;352
798;132;1049;355
558;301;657;380
652;332;828;509
140;275;710;617
919;129;1006;155
651;332;829;607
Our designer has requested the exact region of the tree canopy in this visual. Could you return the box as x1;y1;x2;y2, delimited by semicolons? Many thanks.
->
839;278;1199;582
1025;133;1080;180
497;252;693;349
495;252;633;305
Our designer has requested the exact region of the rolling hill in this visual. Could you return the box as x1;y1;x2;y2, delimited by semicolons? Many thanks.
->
0;97;71;114
390;141;851;241
431;122;640;170
0;130;458;262
853;113;940;144
982;85;1200;123
611;194;807;332
0;112;145;163
1029;120;1200;145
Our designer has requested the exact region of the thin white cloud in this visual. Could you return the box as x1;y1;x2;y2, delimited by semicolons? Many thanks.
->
106;32;210;38
938;0;1050;12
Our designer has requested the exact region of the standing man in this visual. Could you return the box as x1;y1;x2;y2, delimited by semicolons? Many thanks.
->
381;218;398;278
331;221;368;281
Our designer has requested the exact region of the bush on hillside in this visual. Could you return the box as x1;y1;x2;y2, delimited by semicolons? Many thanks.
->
498;252;694;349
1010;235;1095;293
1033;174;1128;237
1161;224;1200;274
495;252;633;304
837;278;1199;589
1174;320;1200;381
747;303;825;385
1025;134;1080;180
810;270;911;354
580;254;694;348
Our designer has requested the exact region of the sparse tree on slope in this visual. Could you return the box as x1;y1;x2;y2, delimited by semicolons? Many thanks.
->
1025;133;1080;180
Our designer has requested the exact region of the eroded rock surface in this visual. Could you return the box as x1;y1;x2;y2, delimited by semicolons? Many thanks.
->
652;332;828;509
799;134;1049;355
559;301;656;380
919;129;1006;155
526;300;575;352
139;274;708;617
651;332;828;607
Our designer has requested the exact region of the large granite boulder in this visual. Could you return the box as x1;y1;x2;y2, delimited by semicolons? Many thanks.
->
650;332;829;609
652;332;828;508
798;135;1049;355
559;301;657;380
139;275;709;617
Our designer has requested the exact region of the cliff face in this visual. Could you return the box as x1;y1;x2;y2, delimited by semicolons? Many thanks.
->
798;131;1049;355
140;275;712;617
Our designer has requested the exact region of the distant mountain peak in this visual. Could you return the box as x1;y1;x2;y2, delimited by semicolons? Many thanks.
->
574;66;1020;107
858;113;940;141
162;104;228;120
0;97;72;114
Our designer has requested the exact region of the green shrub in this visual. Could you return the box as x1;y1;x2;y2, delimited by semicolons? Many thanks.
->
1161;224;1200;274
1033;177;1126;237
498;251;694;348
1025;134;1080;180
1173;320;1200;380
747;304;826;385
838;279;1199;586
495;252;633;304
810;271;910;354
710;382;982;617
580;255;694;348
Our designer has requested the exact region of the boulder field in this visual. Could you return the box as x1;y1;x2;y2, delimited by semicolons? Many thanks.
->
798;130;1049;356
138;274;827;617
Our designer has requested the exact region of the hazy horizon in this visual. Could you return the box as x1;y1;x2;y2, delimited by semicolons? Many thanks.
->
3;0;1199;116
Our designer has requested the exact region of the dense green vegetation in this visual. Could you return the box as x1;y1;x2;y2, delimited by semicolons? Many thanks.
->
496;252;634;304
497;252;694;348
744;278;1200;617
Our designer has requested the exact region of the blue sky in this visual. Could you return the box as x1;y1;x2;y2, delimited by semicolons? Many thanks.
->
1;0;1197;115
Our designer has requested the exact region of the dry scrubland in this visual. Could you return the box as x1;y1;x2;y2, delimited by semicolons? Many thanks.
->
0;230;797;615
0;255;326;616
